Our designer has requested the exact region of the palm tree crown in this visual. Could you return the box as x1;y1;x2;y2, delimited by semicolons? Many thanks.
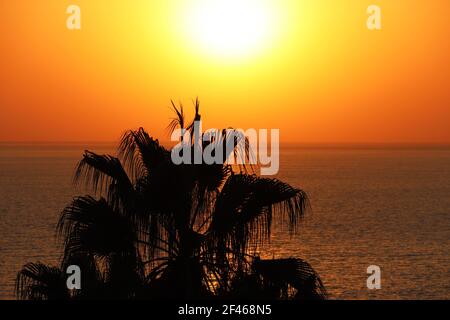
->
16;101;327;300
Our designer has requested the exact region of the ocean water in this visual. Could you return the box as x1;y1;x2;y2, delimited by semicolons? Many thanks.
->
0;143;449;299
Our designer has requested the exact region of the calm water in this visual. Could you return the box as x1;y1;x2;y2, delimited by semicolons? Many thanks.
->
0;143;449;299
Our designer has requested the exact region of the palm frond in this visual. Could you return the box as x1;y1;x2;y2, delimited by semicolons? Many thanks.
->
167;100;185;136
118;128;169;181
207;174;309;263
253;258;327;300
74;151;135;211
16;262;68;300
57;196;136;259
186;97;201;141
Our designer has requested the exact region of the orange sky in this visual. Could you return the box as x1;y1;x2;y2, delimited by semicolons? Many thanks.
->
0;0;449;143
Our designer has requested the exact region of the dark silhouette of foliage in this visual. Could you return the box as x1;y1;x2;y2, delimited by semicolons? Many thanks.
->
16;263;69;300
16;101;327;300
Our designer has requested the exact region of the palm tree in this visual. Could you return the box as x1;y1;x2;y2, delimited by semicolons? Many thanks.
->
16;101;327;300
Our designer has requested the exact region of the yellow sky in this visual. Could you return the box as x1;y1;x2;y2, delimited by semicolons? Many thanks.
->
0;0;449;143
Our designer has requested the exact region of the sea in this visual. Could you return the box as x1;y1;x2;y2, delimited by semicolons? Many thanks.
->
0;142;449;299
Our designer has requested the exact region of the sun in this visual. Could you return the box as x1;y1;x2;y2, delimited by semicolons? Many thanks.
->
181;0;280;60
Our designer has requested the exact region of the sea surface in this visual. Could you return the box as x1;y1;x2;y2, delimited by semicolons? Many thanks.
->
1;143;449;299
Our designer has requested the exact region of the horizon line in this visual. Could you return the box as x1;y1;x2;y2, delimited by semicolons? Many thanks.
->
1;140;450;146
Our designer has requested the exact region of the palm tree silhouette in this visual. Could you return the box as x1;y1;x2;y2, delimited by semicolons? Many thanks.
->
16;101;327;300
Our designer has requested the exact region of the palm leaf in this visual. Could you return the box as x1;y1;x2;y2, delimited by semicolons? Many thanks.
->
74;151;135;211
167;100;185;136
16;263;69;300
207;174;309;263
57;196;136;259
118;128;170;181
253;258;327;300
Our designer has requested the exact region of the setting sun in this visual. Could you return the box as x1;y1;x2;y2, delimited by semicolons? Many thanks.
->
180;0;280;59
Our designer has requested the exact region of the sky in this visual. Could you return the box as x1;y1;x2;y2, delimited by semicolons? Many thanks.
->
0;0;449;143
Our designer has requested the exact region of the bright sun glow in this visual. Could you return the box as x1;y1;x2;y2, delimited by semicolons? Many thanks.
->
182;0;280;59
